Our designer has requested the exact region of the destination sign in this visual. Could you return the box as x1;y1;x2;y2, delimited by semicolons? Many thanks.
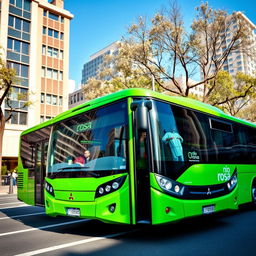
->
74;122;92;133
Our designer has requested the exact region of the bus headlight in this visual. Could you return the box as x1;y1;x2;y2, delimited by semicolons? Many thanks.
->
155;174;185;197
95;175;127;198
227;172;237;191
45;181;55;197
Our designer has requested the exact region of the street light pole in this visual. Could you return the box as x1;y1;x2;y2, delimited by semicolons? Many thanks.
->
151;74;155;91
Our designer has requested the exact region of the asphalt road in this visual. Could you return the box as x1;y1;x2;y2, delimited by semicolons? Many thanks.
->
0;194;256;256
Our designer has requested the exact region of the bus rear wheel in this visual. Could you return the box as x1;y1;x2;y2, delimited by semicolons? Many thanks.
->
252;181;256;205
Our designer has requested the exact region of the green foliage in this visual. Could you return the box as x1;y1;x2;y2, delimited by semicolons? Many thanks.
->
207;71;256;118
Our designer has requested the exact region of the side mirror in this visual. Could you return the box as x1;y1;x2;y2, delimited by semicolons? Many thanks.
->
131;100;152;131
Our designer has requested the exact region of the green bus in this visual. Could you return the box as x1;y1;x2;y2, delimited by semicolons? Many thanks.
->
17;89;256;225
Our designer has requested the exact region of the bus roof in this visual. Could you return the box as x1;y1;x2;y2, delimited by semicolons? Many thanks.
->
21;88;256;136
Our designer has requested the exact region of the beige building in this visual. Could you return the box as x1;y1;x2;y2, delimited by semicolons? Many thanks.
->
0;0;73;172
201;12;256;78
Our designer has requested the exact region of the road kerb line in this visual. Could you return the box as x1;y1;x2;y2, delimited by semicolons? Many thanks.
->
0;212;45;220
14;230;134;256
0;219;89;237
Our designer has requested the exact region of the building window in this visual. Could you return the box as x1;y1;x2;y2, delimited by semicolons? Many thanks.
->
59;71;63;80
59;50;63;59
42;45;46;55
46;94;51;104
44;27;62;40
43;26;47;35
61;17;64;23
8;62;29;78
53;70;58;80
7;38;29;55
52;95;57;105
47;47;53;57
54;30;59;39
10;0;31;12
5;110;27;125
41;67;46;77
8;15;30;33
40;116;44;123
53;48;58;58
41;93;45;103
46;68;52;78
49;12;59;21
48;28;53;37
60;32;64;40
59;96;63;106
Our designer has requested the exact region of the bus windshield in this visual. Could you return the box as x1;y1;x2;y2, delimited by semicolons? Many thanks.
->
47;101;128;179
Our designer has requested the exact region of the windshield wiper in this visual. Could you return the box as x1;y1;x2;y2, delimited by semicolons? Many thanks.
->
49;166;99;179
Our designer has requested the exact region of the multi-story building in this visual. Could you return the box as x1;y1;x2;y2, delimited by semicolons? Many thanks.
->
69;87;84;108
0;0;73;172
81;41;119;85
202;12;256;78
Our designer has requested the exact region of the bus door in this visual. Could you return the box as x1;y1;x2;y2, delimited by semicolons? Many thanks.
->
35;141;48;206
131;99;152;224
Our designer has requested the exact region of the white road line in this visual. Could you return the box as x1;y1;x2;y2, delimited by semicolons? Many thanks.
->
0;195;17;200
0;202;25;206
0;219;89;237
0;212;45;220
0;204;28;210
0;197;18;200
14;230;133;256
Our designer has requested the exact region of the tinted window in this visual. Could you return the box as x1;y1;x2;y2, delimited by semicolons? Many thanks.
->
151;100;256;180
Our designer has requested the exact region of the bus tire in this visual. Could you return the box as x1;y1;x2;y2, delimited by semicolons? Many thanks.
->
252;180;256;205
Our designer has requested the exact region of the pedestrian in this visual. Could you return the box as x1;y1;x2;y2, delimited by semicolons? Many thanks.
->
6;171;11;185
12;170;18;186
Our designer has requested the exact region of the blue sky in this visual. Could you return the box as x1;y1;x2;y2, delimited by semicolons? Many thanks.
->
64;0;256;87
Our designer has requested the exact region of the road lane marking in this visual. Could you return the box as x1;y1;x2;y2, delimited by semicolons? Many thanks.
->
0;197;17;200
0;204;28;210
14;230;134;256
0;219;89;237
0;212;45;220
0;202;26;206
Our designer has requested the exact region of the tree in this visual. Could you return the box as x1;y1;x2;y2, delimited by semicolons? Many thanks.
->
0;54;30;185
82;49;154;100
237;101;256;122
207;70;256;117
119;1;253;102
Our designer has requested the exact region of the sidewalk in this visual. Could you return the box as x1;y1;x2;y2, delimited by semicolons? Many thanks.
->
0;185;17;195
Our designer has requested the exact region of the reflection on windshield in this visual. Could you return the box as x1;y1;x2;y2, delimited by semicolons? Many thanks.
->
47;101;128;178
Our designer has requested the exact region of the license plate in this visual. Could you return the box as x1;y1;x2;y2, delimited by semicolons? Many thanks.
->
202;205;215;215
66;208;80;217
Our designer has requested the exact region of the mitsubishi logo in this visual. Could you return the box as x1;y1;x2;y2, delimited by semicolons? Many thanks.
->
69;193;74;200
207;188;212;196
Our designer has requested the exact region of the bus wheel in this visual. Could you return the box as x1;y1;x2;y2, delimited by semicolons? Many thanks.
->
252;181;256;205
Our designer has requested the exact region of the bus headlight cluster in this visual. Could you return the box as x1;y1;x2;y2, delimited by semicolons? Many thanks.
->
155;174;185;197
227;172;237;191
45;181;55;197
95;176;126;198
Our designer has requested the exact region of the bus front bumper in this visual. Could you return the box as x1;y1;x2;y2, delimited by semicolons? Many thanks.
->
44;185;131;224
151;186;239;225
